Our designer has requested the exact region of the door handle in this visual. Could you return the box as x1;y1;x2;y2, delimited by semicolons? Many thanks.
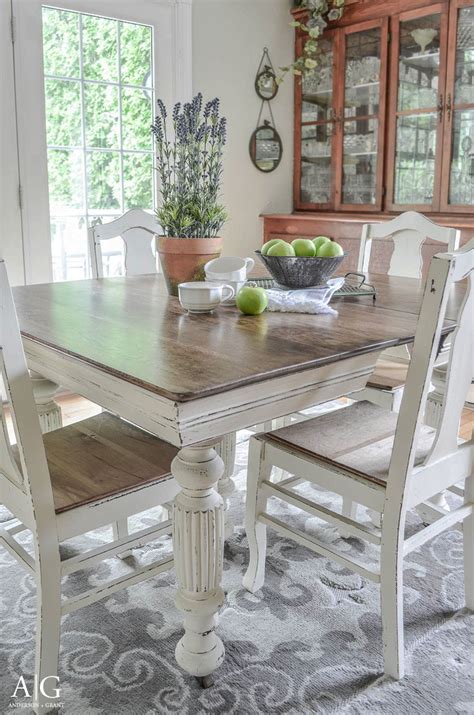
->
446;94;452;122
438;94;444;123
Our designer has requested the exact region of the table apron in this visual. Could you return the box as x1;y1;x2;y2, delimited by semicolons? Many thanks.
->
22;338;382;447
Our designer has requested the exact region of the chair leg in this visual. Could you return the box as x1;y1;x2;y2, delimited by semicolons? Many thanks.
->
464;475;474;610
339;497;357;538
380;533;405;680
243;438;271;594
113;518;132;559
34;556;61;713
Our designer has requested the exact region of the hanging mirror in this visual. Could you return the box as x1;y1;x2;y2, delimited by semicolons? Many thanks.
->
249;120;282;173
250;48;282;173
255;48;279;100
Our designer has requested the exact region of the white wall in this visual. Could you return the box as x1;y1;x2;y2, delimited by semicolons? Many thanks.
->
192;0;293;258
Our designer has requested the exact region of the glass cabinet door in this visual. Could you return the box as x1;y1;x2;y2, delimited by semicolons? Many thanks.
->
339;21;387;209
297;35;336;208
388;8;448;210
442;1;474;211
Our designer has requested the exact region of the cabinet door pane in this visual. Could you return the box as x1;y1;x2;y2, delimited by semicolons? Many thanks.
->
301;37;333;123
448;6;474;207
344;28;381;118
395;113;438;205
343;119;378;204
342;26;382;206
393;13;441;206
300;124;333;204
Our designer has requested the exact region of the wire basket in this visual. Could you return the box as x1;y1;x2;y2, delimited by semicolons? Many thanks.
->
255;250;345;289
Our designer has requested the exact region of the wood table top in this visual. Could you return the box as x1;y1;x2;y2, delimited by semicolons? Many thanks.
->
13;273;461;403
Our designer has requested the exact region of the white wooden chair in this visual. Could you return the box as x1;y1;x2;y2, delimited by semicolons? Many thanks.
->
356;211;460;412
88;209;160;279
243;240;473;680
0;260;179;712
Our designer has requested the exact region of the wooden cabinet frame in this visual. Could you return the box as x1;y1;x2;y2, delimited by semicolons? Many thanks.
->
386;3;449;212
293;0;473;217
336;17;389;212
440;0;474;213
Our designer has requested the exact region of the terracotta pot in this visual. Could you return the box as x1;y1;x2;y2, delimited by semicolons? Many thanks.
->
156;236;223;296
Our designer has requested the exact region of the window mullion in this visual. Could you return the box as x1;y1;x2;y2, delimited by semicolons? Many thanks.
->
78;14;89;266
117;22;125;215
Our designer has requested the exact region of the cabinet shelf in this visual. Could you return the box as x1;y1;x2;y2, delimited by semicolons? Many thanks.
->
400;51;440;73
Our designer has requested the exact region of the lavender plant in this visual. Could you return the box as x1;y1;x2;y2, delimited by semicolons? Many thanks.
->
151;93;228;238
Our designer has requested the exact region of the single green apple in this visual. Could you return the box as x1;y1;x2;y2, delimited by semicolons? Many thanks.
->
267;241;296;257
261;239;282;255
291;238;316;257
317;240;344;257
312;236;331;254
236;285;268;315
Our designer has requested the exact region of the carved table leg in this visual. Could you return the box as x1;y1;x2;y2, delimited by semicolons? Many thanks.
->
172;445;225;678
215;433;236;538
30;371;62;433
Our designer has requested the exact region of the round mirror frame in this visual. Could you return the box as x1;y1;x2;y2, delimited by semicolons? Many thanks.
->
255;68;279;101
249;122;283;173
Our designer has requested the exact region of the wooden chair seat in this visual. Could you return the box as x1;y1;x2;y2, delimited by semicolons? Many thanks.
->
266;400;435;487
15;412;177;514
366;359;408;392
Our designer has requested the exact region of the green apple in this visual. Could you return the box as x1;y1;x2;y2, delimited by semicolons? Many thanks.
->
312;236;331;254
317;240;344;257
261;239;282;255
267;241;296;257
291;238;316;257
236;285;268;315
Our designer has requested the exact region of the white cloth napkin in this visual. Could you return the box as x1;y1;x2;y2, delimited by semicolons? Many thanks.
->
266;277;344;314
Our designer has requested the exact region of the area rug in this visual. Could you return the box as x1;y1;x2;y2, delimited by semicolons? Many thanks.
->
0;422;472;714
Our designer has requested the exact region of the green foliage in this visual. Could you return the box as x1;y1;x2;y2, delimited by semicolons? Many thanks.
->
42;7;154;215
281;1;346;82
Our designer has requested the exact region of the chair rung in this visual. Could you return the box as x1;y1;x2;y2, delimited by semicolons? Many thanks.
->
3;518;28;536
0;526;35;575
259;513;380;583
262;480;382;545
404;503;472;556
447;485;465;498
61;554;173;615
61;521;172;575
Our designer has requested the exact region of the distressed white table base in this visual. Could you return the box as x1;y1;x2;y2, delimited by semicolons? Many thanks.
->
215;433;236;538
30;371;62;433
172;445;225;677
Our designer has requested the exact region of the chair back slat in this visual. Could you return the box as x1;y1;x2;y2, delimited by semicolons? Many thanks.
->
89;209;161;279
388;240;474;494
358;211;460;279
0;261;56;523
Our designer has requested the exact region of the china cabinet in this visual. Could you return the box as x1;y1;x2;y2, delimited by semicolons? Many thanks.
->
264;0;474;255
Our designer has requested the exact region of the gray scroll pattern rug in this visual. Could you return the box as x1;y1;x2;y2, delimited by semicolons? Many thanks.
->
0;420;473;714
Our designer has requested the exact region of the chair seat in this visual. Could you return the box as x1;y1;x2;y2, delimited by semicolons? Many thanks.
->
19;413;177;514
265;401;435;487
366;359;408;392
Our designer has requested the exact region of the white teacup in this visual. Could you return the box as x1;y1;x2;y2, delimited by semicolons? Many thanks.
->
178;282;235;314
204;278;246;306
204;256;255;282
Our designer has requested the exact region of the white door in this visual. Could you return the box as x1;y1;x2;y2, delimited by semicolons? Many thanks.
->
11;0;191;283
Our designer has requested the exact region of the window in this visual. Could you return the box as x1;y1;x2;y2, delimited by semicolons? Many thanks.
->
41;7;155;280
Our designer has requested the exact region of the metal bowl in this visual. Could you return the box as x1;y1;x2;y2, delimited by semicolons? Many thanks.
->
256;250;346;289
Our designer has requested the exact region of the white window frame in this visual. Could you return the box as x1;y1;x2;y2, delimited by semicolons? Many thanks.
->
11;0;192;284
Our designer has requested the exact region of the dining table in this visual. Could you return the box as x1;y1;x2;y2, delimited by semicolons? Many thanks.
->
12;271;462;682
